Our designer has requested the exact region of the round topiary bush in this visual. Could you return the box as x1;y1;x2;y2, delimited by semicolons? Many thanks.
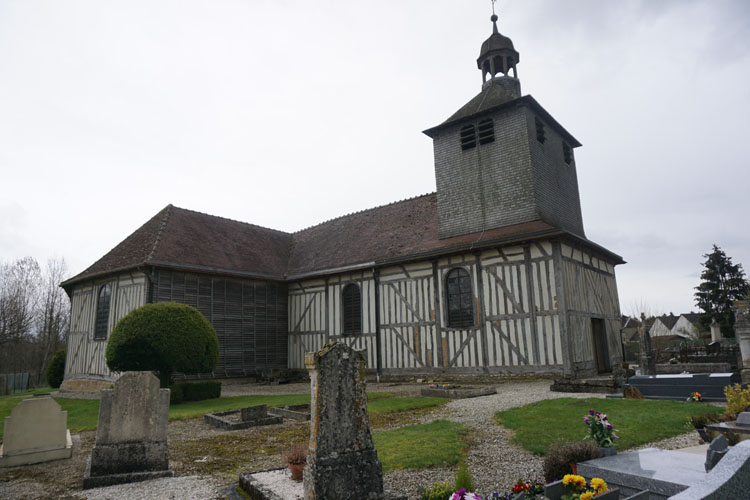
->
106;302;219;387
46;349;66;388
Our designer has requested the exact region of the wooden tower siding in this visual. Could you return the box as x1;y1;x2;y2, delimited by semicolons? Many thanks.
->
557;242;622;375
286;238;614;377
65;273;148;381
150;269;288;377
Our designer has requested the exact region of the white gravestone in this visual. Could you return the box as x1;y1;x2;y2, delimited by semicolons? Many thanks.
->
0;397;72;467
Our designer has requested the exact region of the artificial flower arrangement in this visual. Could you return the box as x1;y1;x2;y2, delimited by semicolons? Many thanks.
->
583;409;618;448
561;474;608;500
687;391;702;402
449;479;545;500
449;488;483;500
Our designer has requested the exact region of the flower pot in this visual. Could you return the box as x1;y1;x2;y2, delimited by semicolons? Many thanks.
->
600;446;617;457
288;463;304;481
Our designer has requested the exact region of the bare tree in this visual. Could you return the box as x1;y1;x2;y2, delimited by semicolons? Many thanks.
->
35;258;70;383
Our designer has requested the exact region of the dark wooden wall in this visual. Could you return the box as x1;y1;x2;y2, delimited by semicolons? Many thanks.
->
150;269;288;376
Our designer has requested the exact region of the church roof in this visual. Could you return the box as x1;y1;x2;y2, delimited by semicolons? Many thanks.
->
62;195;620;289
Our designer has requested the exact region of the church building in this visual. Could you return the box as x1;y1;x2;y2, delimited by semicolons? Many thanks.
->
60;14;624;391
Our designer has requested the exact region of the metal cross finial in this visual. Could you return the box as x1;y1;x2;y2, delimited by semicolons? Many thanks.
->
491;0;496;16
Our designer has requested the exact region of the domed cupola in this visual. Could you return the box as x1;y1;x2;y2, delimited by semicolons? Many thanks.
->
477;14;520;84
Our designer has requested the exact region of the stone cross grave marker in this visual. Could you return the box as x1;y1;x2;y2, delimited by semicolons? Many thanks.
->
83;371;173;488
303;341;405;500
0;397;72;467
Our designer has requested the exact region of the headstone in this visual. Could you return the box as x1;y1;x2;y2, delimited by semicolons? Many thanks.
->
670;441;750;500
241;404;268;421
0;398;72;467
710;318;722;343
736;412;750;426
704;435;729;472
623;385;645;399
303;341;405;500
83;371;173;488
733;301;750;383
639;318;656;376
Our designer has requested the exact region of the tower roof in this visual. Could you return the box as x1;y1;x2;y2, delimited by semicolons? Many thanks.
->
477;14;519;68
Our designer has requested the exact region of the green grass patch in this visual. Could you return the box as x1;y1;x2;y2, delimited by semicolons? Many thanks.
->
374;419;469;472
168;394;310;420
368;396;447;415
496;397;725;455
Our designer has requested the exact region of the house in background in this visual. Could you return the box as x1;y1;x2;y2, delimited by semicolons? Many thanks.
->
649;313;700;339
60;14;624;392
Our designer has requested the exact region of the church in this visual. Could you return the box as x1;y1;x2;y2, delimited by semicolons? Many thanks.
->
60;14;624;391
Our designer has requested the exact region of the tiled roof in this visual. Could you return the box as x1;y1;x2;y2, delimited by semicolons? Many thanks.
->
62;195;621;288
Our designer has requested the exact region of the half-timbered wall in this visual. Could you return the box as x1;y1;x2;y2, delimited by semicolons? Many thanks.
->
65;272;147;380
150;269;288;376
287;238;615;377
557;242;622;374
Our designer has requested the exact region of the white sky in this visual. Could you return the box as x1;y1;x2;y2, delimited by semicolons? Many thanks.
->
1;0;748;317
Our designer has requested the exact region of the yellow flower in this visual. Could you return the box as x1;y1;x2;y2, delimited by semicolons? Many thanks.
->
580;491;594;500
591;477;608;492
563;474;585;488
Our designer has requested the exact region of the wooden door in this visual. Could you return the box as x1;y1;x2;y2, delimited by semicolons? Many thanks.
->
592;318;610;373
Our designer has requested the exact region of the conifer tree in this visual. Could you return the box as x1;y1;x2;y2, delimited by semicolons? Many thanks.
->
694;245;749;337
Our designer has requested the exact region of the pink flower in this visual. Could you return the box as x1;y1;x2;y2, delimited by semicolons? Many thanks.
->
583;417;590;425
589;409;595;415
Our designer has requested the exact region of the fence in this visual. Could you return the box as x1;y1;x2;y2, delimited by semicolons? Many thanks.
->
679;344;741;368
0;373;30;396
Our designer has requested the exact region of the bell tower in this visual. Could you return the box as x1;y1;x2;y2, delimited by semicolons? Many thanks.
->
424;10;586;240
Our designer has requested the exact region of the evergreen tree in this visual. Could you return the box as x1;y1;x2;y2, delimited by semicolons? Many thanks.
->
694;245;749;337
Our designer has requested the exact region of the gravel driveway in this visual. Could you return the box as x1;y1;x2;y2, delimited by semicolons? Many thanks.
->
0;380;700;500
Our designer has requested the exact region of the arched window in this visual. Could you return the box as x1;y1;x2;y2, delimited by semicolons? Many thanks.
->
342;283;361;335
446;268;474;328
94;284;111;340
460;125;476;150
478;118;495;145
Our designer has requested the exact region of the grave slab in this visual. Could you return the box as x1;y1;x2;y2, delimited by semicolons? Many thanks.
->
83;371;172;489
670;441;750;500
577;448;707;499
622;373;742;402
420;385;496;399
268;404;311;421
204;406;283;430
0;398;72;467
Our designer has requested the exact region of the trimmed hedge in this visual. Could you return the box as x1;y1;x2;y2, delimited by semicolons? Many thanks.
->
106;302;219;387
543;440;602;482
169;381;221;405
46;350;66;388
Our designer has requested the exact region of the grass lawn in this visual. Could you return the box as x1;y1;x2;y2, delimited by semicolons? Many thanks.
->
374;419;469;472
0;392;447;439
496;397;725;455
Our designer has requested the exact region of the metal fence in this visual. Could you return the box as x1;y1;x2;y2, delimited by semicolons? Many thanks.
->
0;373;30;395
679;344;741;367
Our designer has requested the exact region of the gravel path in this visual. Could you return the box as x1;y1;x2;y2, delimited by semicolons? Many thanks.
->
0;380;705;500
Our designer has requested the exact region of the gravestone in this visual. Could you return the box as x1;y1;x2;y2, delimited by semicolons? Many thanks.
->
710;318;722;343
303;341;405;500
83;371;173;488
204;404;283;430
733;300;750;383
639;319;656;376
704;435;729;472
0;398;72;467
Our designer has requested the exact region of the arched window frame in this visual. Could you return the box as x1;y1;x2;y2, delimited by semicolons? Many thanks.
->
342;283;362;335
445;268;475;328
94;283;111;340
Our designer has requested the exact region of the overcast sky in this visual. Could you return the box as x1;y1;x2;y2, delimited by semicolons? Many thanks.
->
1;0;748;317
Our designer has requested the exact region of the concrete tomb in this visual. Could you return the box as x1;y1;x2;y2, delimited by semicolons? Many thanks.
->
622;373;742;402
204;404;283;430
0;397;72;467
83;371;173;488
303;342;405;500
670;440;750;500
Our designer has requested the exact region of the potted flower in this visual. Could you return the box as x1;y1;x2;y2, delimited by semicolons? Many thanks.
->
558;474;612;500
449;488;482;500
284;443;306;481
583;409;618;456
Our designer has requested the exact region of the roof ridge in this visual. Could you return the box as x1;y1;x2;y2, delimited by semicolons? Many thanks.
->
169;205;293;236
146;204;173;262
293;192;436;234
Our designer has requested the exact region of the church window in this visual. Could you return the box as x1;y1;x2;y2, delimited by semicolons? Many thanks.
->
460;125;476;150
342;283;361;335
445;268;474;328
535;117;546;144
478;118;495;145
94;284;111;340
563;142;573;165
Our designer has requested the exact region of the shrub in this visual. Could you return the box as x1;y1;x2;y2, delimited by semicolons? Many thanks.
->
453;461;475;493
418;481;454;500
46;350;66;388
543;440;602;483
180;381;221;401
169;383;184;404
106;302;219;387
724;383;750;416
688;413;718;430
